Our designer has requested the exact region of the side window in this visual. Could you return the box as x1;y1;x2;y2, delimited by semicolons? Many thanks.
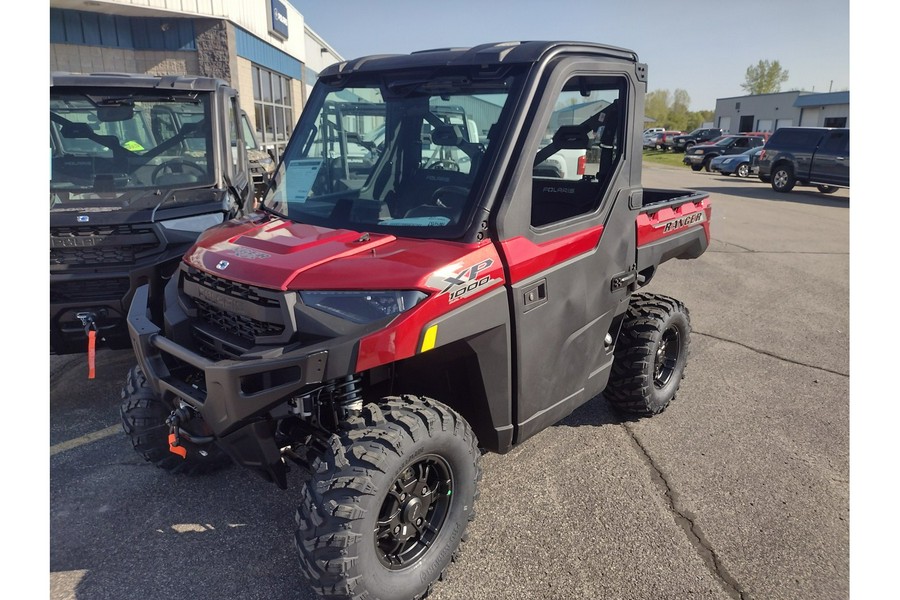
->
531;75;625;228
820;130;849;154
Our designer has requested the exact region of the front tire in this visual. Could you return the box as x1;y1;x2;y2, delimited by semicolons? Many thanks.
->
295;396;481;600
771;164;796;192
605;293;691;416
120;365;232;475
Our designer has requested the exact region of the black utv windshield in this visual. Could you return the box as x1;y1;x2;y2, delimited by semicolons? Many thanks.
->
50;88;216;210
263;67;525;238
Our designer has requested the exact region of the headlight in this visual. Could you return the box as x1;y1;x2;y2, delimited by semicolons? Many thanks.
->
299;290;428;324
158;213;224;233
695;150;704;155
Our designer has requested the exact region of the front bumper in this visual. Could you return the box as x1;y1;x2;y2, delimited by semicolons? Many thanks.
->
682;154;706;166
51;254;182;354
127;283;356;485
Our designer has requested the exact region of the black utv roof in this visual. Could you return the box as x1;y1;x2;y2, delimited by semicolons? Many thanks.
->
319;41;642;81
50;71;227;92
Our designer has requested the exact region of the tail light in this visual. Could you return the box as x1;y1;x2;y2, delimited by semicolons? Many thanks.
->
577;154;586;175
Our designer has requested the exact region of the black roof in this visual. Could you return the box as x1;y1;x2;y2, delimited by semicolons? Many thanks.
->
50;72;227;92
319;41;640;80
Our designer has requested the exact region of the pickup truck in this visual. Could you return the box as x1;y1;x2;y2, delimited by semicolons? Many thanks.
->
756;127;849;193
671;127;724;152
119;41;711;600
50;72;253;358
682;134;767;172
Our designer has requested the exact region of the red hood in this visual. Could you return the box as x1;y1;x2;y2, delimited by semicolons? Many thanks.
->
185;216;488;292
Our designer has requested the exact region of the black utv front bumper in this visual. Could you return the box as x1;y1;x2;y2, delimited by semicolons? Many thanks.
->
127;283;362;486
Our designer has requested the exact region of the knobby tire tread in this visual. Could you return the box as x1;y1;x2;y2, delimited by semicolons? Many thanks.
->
295;396;481;600
605;292;690;415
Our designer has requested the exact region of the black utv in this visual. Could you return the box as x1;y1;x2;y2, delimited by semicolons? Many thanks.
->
50;72;253;355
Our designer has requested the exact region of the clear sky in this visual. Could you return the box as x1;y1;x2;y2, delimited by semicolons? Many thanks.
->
288;0;849;111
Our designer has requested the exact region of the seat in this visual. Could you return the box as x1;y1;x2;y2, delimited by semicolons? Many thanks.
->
403;184;469;224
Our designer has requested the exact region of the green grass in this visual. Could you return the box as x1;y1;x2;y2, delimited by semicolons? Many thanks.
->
641;148;690;169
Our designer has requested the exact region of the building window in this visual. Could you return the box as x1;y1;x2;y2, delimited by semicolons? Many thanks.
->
252;64;294;161
823;117;847;128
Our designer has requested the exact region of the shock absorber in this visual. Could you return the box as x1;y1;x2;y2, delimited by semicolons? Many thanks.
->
334;374;363;419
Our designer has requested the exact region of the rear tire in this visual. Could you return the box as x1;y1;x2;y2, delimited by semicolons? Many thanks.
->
817;185;839;194
120;365;231;475
737;163;750;178
295;396;481;600
771;164;796;192
605;293;691;416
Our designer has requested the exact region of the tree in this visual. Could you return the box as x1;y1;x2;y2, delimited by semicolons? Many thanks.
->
644;89;709;132
741;60;789;95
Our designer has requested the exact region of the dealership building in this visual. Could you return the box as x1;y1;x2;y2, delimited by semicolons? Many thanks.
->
713;90;849;134
50;0;344;160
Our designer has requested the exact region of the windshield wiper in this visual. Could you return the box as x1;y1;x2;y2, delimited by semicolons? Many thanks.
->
258;201;290;221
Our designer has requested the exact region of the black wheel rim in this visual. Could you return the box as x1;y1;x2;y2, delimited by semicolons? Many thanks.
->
375;455;453;570
654;326;681;388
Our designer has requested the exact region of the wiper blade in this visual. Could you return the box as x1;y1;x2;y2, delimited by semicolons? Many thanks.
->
258;202;290;221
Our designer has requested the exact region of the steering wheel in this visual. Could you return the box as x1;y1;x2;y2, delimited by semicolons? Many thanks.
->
431;185;469;208
151;159;206;184
424;158;460;172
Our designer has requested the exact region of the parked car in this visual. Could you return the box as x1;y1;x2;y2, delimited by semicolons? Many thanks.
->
672;127;724;152
655;130;683;151
740;131;772;143
644;130;681;150
682;134;767;172
709;146;765;177
643;130;660;148
757;127;849;193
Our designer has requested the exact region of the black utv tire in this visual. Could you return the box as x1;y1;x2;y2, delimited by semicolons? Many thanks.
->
605;293;691;416
295;396;481;600
120;365;231;475
771;164;796;192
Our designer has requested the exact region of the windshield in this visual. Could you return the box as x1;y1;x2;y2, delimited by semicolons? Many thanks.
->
263;67;523;238
50;88;216;210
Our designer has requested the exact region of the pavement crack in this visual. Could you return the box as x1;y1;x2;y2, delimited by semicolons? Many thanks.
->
709;239;848;256
624;424;750;600
694;331;849;377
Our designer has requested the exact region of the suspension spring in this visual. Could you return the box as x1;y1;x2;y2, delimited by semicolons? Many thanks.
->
334;374;363;417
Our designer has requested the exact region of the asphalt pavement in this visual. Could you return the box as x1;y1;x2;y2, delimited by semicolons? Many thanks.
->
48;163;850;600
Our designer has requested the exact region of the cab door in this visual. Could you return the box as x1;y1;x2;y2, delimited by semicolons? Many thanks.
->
493;58;642;443
810;129;849;186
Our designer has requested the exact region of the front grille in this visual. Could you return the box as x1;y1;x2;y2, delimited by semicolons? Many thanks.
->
184;269;282;308
50;278;130;303
183;268;286;350
50;224;160;267
193;297;285;340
